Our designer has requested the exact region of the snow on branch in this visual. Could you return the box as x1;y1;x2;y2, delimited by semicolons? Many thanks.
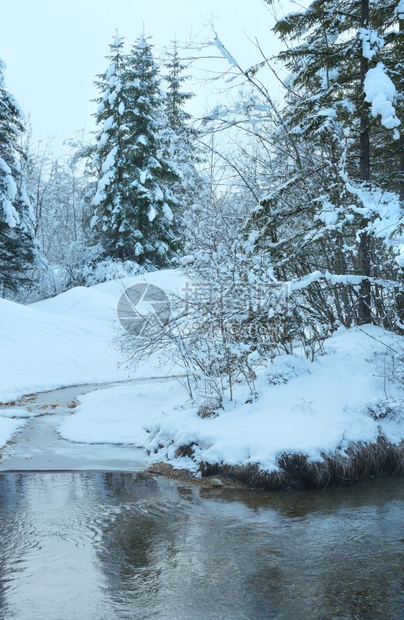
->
359;28;384;60
213;35;238;68
0;156;19;228
364;63;400;138
287;271;401;294
340;178;402;243
93;146;118;206
396;0;404;19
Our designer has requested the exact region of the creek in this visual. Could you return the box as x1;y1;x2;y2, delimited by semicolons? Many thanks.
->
0;472;402;619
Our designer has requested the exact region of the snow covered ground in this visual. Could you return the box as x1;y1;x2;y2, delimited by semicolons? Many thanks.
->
1;269;404;477
57;324;404;475
0;269;184;452
0;269;185;403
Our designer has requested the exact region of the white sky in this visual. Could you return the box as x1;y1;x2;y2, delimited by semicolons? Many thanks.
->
0;0;284;156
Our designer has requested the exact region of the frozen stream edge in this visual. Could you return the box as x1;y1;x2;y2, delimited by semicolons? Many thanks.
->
0;378;175;472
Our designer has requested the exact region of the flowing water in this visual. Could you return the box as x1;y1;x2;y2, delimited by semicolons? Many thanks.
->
0;472;402;620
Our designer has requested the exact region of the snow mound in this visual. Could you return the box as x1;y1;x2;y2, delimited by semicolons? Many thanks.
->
0;296;124;402
0;269;185;403
130;327;404;473
32;286;117;323
92;269;187;298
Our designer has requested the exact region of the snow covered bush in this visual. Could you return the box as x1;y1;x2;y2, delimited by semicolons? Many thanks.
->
118;191;330;406
61;242;145;287
203;2;404;333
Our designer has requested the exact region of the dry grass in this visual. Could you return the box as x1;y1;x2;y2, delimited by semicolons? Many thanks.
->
174;443;196;459
197;435;404;490
199;462;288;490
148;434;404;490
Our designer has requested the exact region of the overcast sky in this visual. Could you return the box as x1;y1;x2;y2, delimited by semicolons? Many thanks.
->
0;0;286;156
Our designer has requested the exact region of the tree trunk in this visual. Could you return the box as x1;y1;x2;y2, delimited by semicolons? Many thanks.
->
400;18;404;204
400;131;404;204
358;0;372;324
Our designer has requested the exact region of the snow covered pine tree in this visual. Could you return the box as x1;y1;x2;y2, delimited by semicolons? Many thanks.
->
91;34;182;268
162;40;203;230
0;57;35;296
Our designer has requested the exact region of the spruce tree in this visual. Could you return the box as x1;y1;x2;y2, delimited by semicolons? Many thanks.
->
0;57;35;295
91;36;128;259
162;40;203;225
91;34;181;267
260;0;404;324
164;40;193;133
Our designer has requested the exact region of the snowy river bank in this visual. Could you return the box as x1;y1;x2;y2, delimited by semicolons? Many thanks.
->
0;380;158;472
1;271;404;488
0;376;403;491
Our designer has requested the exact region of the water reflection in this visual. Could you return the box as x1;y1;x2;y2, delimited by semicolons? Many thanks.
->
0;473;402;619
